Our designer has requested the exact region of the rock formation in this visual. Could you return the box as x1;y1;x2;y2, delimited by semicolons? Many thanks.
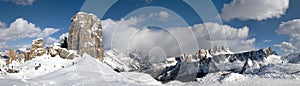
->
6;49;16;65
210;47;274;73
48;43;76;59
48;43;61;57
25;38;46;61
68;12;104;62
209;46;233;55
180;54;193;62
198;49;208;63
155;47;277;82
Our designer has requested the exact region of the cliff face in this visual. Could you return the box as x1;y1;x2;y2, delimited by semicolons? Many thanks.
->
68;12;104;62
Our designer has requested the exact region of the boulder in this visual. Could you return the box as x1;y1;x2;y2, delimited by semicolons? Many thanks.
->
68;12;104;62
48;43;76;59
48;43;61;57
59;48;70;59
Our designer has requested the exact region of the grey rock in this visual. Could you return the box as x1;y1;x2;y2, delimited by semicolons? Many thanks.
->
68;12;104;61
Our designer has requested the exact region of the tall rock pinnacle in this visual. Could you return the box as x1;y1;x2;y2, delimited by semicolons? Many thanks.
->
68;12;104;62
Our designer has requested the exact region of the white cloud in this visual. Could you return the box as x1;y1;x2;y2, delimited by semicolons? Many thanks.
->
59;33;68;41
276;19;300;40
275;19;300;53
159;11;169;20
0;18;41;41
102;14;255;56
38;28;60;38
274;41;297;53
44;37;59;45
2;0;36;6
0;44;32;50
241;38;256;45
0;18;60;50
0;21;5;28
148;11;170;21
194;23;249;40
263;40;272;43
221;0;289;21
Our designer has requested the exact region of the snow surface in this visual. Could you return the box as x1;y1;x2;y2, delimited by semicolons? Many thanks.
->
191;68;300;86
0;54;162;85
103;49;146;72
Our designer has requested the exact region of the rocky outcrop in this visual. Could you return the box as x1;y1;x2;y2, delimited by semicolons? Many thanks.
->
59;48;76;59
180;54;194;62
155;47;277;82
208;46;233;55
48;43;77;59
25;38;46;61
48;43;61;57
210;47;274;73
5;49;16;65
68;12;104;62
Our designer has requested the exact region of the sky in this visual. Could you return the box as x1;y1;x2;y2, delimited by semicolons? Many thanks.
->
0;0;300;56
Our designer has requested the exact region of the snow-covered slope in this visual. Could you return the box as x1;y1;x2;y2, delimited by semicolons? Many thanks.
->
0;54;79;79
103;49;142;72
184;62;300;86
192;71;300;86
0;54;162;85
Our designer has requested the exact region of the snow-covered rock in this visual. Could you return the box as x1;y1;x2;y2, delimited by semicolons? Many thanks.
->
48;43;60;57
209;47;276;74
154;47;279;82
48;43;77;59
31;38;46;57
68;12;104;62
25;38;46;61
5;49;17;65
209;46;234;55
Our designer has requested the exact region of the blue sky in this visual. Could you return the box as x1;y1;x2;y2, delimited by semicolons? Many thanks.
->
1;0;300;55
